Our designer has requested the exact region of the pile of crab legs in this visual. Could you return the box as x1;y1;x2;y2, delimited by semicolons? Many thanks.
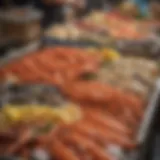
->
0;47;144;160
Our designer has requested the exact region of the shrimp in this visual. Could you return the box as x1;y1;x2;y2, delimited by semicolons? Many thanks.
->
62;132;115;160
125;95;144;119
71;121;108;147
64;81;113;103
85;110;132;135
6;128;33;155
50;138;79;160
72;120;135;149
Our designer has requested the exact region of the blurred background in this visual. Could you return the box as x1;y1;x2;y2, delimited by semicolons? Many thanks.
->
0;0;160;48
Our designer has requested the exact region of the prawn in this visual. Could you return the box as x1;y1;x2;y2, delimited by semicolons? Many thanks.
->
85;110;132;135
50;138;79;160
62;132;115;160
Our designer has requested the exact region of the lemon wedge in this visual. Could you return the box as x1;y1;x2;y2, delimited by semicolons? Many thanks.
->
101;48;120;61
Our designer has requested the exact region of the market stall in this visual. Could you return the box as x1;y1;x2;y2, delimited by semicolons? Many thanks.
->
0;0;160;160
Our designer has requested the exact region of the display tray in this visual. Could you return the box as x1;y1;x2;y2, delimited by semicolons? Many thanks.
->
42;37;105;48
0;40;22;57
75;18;160;58
0;80;159;160
115;37;160;58
136;82;160;160
93;79;160;160
0;40;41;67
43;37;160;58
0;83;72;160
0;47;159;160
0;83;66;107
122;79;160;160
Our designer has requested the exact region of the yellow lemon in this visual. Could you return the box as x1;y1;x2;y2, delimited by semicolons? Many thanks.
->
3;107;21;122
101;48;120;61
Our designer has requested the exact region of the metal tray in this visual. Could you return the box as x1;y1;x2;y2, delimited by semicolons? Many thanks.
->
42;37;105;48
0;46;159;160
122;79;160;160
43;37;160;59
0;83;69;160
115;37;160;58
1;81;159;160
135;81;160;160
146;123;160;160
0;83;66;107
0;40;41;67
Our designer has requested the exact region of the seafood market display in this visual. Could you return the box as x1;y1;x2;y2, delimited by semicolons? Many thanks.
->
46;11;159;45
0;83;82;158
0;82;143;159
0;47;101;88
0;47;158;160
81;11;159;40
44;12;160;57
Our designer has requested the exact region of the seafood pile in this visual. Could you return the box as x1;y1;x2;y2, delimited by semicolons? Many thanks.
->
98;57;158;97
0;83;143;159
45;12;159;45
0;84;67;106
80;11;159;40
0;47;156;160
63;81;144;133
0;47;101;88
46;23;109;44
